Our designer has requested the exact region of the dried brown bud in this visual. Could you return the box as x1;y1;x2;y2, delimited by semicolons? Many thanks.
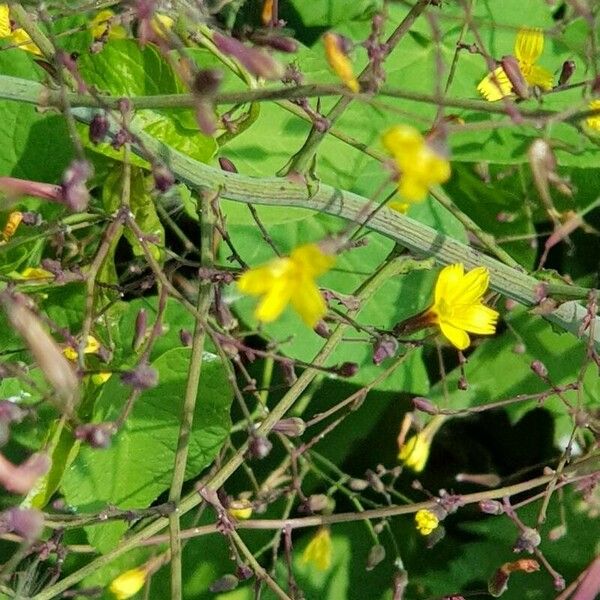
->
513;527;541;553
337;361;358;377
558;60;575;86
89;113;109;145
366;544;385;571
271;417;306;437
479;500;504;515
218;157;238;173
193;69;223;97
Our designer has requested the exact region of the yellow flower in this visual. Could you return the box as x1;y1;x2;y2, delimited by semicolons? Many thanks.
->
0;5;10;38
90;9;126;40
398;415;445;472
415;509;439;535
388;200;411;214
301;527;332;571
382;125;451;202
91;372;112;385
63;335;101;361
323;32;359;93
150;13;174;39
1;211;23;242
109;567;147;600
586;99;600;131
11;267;54;281
427;263;499;350
478;28;553;101
237;243;334;327
227;499;253;520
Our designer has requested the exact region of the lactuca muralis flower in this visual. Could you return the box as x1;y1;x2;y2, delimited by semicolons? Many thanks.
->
0;5;42;56
323;32;359;93
415;509;439;535
478;28;553;101
398;414;445;472
427;263;499;350
586;99;600;131
109;567;147;600
382;125;451;205
63;335;101;361
237;243;334;327
301;527;332;571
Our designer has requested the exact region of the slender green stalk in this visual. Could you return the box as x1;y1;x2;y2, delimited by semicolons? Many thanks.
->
167;190;215;600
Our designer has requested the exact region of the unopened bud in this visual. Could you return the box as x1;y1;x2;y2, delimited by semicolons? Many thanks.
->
213;32;284;80
121;363;158;390
558;60;575;86
314;320;330;338
513;527;541;553
372;334;398;365
349;478;369;491
272;417;306;437
479;500;504;515
500;55;529;99
337;361;358;377
366;544;385;570
132;309;147;351
152;164;174;192
247;435;272;460
307;494;329;513
553;576;566;591
251;32;298;53
89;113;109;145
218;157;238;173
209;574;239;593
179;329;192;347
513;342;526;354
0;507;44;541
193;69;223;97
235;564;253;581
530;360;548;379
74;422;114;448
412;397;438;415
457;376;468;390
61;160;92;212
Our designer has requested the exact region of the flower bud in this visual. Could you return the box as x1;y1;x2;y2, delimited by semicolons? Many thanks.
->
530;360;548;379
218;157;238;173
132;309;147;351
210;574;239;593
479;500;504;515
89;113;109;145
61;160;92;212
0;507;44;541
247;435;272;460
500;55;529;99
250;32;298;53
412;397;438;415
193;69;223;97
337;361;358;377
236;564;253;581
348;478;369;491
366;544;385;570
513;527;541;553
121;363;158;390
314;320;331;338
179;329;192;347
74;422;114;448
558;60;575;86
372;334;398;365
152;164;174;192
272;417;306;437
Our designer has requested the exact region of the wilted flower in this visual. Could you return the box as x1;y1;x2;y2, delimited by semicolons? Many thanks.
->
237;243;334;327
382;125;451;204
109;567;147;600
90;9;126;40
478;28;553;101
323;32;359;93
63;335;101;362
415;509;439;535
1;211;23;242
302;527;332;571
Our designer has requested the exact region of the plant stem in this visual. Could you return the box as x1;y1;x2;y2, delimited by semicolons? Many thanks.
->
167;190;215;600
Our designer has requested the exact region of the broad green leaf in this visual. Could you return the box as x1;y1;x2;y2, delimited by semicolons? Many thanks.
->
61;347;232;552
288;0;382;27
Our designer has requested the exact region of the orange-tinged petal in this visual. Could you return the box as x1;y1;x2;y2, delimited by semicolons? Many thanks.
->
0;4;10;38
477;66;512;101
290;280;327;327
525;64;553;90
515;28;544;65
438;320;470;350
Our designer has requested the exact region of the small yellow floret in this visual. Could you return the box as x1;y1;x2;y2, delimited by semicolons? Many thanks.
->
109;567;147;600
586;100;600;131
237;243;334;327
301;527;332;571
382;125;451;203
63;335;101;361
415;509;439;535
227;499;253;520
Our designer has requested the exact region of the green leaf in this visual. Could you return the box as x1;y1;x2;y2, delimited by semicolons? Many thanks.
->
288;0;382;27
61;347;232;552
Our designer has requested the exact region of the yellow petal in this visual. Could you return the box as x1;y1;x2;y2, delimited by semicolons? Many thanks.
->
433;264;464;307
150;13;174;39
447;265;489;305
228;500;253;520
323;32;359;93
14;267;54;281
438;320;470;350
415;509;439;535
515;28;544;65
254;279;293;322
10;28;42;55
388;200;410;214
449;304;499;335
290;280;327;327
398;175;429;202
302;528;332;571
291;243;335;278
586;100;600;131
382;125;424;157
237;263;281;295
91;372;111;385
398;433;430;472
477;66;512;101
90;9;126;40
0;5;11;38
109;567;147;600
525;64;553;90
